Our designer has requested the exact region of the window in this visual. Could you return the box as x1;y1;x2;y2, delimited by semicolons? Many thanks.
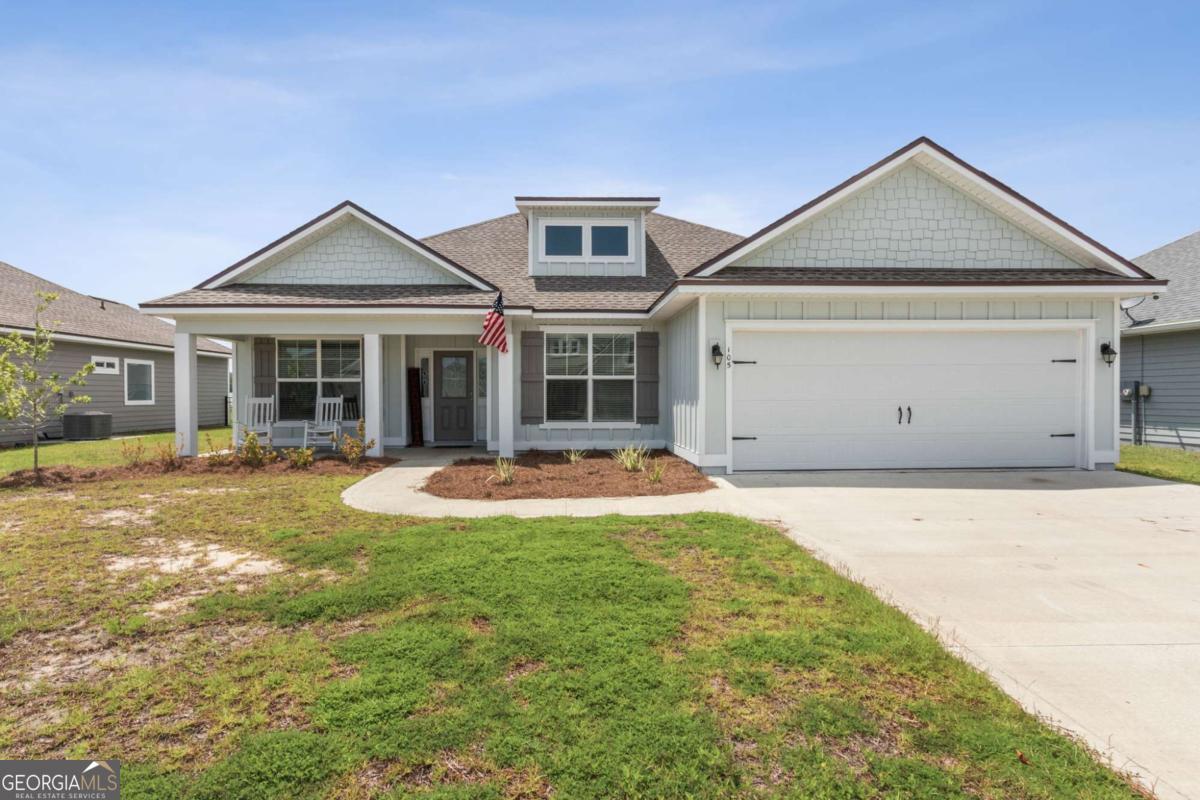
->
91;356;119;375
124;359;155;405
477;355;487;399
544;331;636;424
276;339;361;420
538;220;634;262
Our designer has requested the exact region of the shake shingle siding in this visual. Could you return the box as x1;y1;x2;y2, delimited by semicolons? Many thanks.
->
1120;330;1200;449
0;340;229;446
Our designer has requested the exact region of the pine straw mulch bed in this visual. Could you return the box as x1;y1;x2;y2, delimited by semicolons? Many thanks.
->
421;450;714;500
0;455;397;490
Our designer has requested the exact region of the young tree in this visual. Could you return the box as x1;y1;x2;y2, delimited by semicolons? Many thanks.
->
0;292;94;473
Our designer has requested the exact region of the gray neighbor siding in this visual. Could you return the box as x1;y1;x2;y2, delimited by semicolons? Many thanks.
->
1120;331;1200;449
0;340;229;445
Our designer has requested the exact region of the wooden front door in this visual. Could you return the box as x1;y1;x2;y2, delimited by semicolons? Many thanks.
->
433;351;474;443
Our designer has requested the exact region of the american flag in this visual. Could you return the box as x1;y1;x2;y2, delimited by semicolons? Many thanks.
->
478;292;508;353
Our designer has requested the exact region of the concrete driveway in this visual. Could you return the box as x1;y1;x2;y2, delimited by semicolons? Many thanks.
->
726;469;1200;800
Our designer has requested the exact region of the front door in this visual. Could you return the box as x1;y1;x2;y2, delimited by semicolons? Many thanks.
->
433;351;474;443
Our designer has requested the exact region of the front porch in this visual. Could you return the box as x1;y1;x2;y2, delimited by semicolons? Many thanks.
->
171;322;516;459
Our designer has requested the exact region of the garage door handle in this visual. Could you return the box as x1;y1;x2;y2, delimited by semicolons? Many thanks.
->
732;436;757;441
897;406;903;424
1049;433;1076;438
907;406;912;425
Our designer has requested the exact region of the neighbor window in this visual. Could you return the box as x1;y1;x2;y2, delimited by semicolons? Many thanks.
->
276;339;361;420
545;332;635;424
124;359;155;405
539;220;634;261
90;356;119;375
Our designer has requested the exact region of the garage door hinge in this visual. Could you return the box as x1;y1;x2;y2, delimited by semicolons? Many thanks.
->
1050;359;1077;363
732;436;757;441
1049;433;1076;438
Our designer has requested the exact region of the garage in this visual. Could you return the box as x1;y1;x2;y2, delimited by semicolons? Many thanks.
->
728;323;1088;471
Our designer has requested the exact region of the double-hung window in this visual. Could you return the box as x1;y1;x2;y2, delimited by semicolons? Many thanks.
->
540;220;634;261
276;339;362;420
124;359;155;405
545;332;636;424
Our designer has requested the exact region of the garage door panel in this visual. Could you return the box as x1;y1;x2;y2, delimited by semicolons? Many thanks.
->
730;328;1082;470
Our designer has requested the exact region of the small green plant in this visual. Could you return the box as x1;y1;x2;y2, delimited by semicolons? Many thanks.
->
119;438;147;468
646;458;666;484
102;614;150;637
334;419;376;468
489;457;516;485
204;432;235;468
153;439;183;472
612;444;649;472
283;447;314;470
236;429;275;469
564;448;588;464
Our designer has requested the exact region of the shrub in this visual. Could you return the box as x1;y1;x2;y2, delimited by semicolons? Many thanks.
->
204;432;235;468
564;448;588;464
153;439;183;472
489;457;516;485
283;447;314;470
612;444;649;472
237;429;275;469
119;438;146;468
646;458;666;484
334;419;376;468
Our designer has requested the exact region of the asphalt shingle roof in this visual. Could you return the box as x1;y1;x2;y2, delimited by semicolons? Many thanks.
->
0;261;229;353
1123;230;1200;328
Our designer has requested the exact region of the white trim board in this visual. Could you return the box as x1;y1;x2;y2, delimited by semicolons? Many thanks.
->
721;318;1097;473
0;326;230;357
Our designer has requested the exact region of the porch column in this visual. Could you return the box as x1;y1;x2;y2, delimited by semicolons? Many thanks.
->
232;339;252;446
497;331;515;457
363;334;384;457
174;332;198;456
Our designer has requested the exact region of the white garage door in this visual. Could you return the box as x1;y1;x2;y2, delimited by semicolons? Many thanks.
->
730;328;1082;471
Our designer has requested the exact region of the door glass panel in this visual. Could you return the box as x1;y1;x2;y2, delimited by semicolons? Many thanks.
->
441;356;467;398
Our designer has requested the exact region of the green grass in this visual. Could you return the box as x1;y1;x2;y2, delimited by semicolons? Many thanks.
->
0;427;231;474
1119;443;1200;485
0;469;1147;799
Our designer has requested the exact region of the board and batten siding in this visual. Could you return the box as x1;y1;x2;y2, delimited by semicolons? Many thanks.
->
702;296;1118;460
664;302;700;457
0;340;229;445
1120;330;1200;449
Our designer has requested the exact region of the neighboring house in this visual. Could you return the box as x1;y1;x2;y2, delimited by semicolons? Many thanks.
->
0;262;230;445
1120;229;1200;448
142;137;1163;472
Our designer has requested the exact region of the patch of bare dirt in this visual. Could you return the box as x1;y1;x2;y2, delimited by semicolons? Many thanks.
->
504;659;545;684
397;744;553;799
422;450;713;500
105;538;285;580
85;508;157;527
0;455;397;489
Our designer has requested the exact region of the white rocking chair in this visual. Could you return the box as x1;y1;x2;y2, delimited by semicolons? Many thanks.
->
243;396;275;444
304;396;344;450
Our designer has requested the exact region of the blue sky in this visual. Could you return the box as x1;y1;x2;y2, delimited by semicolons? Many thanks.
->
2;1;1198;306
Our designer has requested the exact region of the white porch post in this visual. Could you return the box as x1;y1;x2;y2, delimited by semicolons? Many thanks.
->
174;332;198;456
497;331;515;457
232;339;252;446
363;334;384;457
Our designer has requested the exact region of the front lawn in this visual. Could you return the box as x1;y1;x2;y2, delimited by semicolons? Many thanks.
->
0;469;1146;798
0;427;231;475
1119;443;1200;485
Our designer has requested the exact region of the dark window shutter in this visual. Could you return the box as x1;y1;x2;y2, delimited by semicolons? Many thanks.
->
252;337;276;399
636;332;659;425
520;331;544;425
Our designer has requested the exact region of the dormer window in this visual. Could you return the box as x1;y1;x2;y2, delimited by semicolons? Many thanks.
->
539;220;634;262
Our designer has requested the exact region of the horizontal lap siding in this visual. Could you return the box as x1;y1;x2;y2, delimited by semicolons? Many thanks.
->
1120;331;1200;449
0;341;229;445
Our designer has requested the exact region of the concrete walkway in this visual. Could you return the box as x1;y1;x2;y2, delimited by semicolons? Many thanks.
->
342;452;1200;799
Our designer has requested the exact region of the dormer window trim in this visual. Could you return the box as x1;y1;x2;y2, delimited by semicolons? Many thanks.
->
537;218;636;264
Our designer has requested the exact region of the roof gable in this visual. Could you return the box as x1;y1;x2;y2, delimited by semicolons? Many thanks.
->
693;137;1150;279
199;201;495;291
731;163;1087;271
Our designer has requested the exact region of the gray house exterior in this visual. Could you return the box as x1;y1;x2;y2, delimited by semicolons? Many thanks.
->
0;262;230;445
1121;229;1200;448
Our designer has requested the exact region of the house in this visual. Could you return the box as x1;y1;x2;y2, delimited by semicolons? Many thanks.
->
0;261;230;445
1119;228;1200;448
141;138;1163;472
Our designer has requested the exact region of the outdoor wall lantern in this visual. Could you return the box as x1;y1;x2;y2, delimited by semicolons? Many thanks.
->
1100;341;1118;367
711;342;724;368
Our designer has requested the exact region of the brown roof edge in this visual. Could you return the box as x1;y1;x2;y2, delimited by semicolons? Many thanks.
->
686;136;1154;280
514;196;660;202
139;301;532;310
192;200;499;292
673;277;1168;287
